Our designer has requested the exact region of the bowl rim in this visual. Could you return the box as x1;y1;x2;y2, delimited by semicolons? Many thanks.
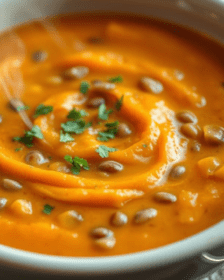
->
0;221;223;275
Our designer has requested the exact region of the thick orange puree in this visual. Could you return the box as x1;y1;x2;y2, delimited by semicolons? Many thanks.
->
0;14;224;256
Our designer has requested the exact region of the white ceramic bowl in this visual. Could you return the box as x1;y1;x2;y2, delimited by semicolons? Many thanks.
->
0;0;224;279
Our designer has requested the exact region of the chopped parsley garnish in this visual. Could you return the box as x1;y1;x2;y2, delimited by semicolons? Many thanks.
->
115;95;124;111
105;121;119;128
109;75;123;83
96;145;118;158
33;104;53;118
80;81;90;94
98;130;117;141
15;147;22;152
61;120;91;135
26;125;44;138
67;109;88;120
16;105;30;112
13;125;44;147
60;130;74;143
142;144;147;148
97;121;119;142
98;104;113;120
42;204;54;215
60;109;90;142
64;155;89;175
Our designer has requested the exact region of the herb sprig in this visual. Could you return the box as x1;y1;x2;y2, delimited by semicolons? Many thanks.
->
80;81;90;94
61;120;91;135
67;109;88;120
60;109;90;142
115;95;124;111
42;204;55;215
97;121;119;142
64;155;89;175
96;145;117;158
13;125;44;147
33;104;53;118
60;130;74;143
109;75;123;83
98;104;113;121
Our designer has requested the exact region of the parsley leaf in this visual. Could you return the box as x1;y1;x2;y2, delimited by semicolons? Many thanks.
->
98;129;117;142
61;120;91;134
13;125;44;147
97;121;119;142
115;95;124;111
33;104;53;118
42;204;54;215
142;144;147;148
67;109;88;120
64;155;73;164
61;111;90;140
105;121;119;128
16;105;30;112
80;81;90;94
60;130;74;143
73;157;89;170
64;155;89;175
15;147;22;152
109;75;123;83
26;125;44;139
96;145;118;158
98;104;113;120
13;135;33;147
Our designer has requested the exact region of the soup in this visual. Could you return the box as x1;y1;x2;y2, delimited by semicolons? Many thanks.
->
0;14;224;257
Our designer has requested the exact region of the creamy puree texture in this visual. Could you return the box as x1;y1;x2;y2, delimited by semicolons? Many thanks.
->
0;15;224;256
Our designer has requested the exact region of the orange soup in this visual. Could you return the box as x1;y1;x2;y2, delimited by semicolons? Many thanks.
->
0;14;224;256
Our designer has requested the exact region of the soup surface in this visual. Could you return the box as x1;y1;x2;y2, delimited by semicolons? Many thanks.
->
0;14;224;257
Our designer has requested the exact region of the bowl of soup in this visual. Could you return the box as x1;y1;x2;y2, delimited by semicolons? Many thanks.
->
0;0;224;279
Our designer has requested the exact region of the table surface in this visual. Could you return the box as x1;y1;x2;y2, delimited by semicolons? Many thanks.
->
0;262;223;280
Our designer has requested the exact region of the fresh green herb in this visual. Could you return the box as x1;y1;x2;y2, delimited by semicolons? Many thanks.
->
42;204;55;215
61;111;90;140
64;155;89;175
98;129;117;142
142;144;147;148
13;136;33;147
96;145;118;158
26;125;44;139
33;104;53;118
67;109;88;120
60;130;74;143
109;75;123;83
98;121;119;142
61;120;91;135
80;81;90;94
16;105;30;112
48;156;52;160
98;104;113;120
105;121;119;128
15;147;22;152
13;125;44;147
115;95;124;111
64;155;73;164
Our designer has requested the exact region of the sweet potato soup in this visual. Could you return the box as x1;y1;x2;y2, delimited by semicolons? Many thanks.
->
0;14;224;257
